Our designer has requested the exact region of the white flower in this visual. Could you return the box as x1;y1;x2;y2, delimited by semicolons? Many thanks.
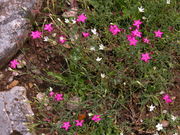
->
173;133;178;135
91;28;98;35
120;132;123;135
65;18;70;23
49;87;53;91
96;57;102;62
156;123;163;131
88;113;93;116
171;115;177;121
142;16;147;20
159;91;165;95
71;18;76;24
57;18;61;21
52;33;57;37
162;110;167;113
153;132;159;135
101;73;105;78
167;0;170;4
59;36;65;41
99;44;105;50
149;105;156;112
138;6;144;12
90;46;95;51
43;36;49;41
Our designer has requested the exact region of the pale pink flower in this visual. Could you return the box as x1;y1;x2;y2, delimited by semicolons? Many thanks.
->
44;24;53;32
61;122;71;131
91;115;101;122
133;20;142;29
10;59;20;69
141;53;151;62
49;91;54;97
59;35;66;44
75;120;84;127
31;31;42;39
109;25;121;35
143;37;150;44
54;93;63;101
44;118;51;122
154;30;163;38
77;13;87;23
82;32;90;38
131;29;142;38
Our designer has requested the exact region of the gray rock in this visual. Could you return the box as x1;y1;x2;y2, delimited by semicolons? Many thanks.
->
0;86;34;135
0;0;42;68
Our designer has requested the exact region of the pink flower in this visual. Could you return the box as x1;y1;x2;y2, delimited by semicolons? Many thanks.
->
75;120;84;127
131;29;142;38
109;25;121;35
10;59;20;69
82;32;90;38
49;91;54;97
44;118;51;122
31;31;42;39
154;30;163;38
91;115;101;122
44;24;53;32
77;13;87;23
133;20;142;29
141;53;151;62
61;122;71;131
143;37;150;44
59;35;66;44
163;94;172;103
54;93;63;101
127;34;134;41
129;37;138;46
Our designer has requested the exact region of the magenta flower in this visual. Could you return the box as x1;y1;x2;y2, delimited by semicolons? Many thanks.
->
141;53;151;62
131;29;142;38
31;31;42;39
10;59;20;69
163;94;172;103
61;122;71;131
49;91;54;97
91;115;101;122
44;24;53;32
133;20;142;29
154;30;163;38
75;120;84;127
109;25;121;35
77;13;87;23
143;37;150;44
54;93;64;101
127;34;134;41
59;35;66;44
129;37;138;46
82;32;90;38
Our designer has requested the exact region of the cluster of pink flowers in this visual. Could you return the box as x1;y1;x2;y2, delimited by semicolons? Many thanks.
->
163;94;173;103
61;114;102;131
49;91;64;101
30;15;164;64
107;19;164;63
